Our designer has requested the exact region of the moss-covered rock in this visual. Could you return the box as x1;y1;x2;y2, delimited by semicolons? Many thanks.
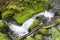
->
13;2;45;24
29;19;39;31
0;21;5;31
13;8;36;24
2;10;14;19
38;28;50;36
24;37;34;40
35;34;44;40
0;32;10;40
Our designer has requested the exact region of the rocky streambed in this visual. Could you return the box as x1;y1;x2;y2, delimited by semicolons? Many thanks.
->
0;0;60;40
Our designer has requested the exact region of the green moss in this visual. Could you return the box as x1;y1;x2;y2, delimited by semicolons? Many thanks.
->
13;8;36;24
35;34;44;40
2;10;14;19
32;3;45;12
0;32;10;40
24;37;34;40
29;20;39;31
0;21;5;30
13;2;45;24
38;28;50;36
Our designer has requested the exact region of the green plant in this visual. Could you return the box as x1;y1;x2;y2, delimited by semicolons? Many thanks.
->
2;10;14;19
38;28;50;36
29;19;39;31
0;32;9;40
49;27;60;40
13;8;36;24
35;34;44;40
0;21;5;31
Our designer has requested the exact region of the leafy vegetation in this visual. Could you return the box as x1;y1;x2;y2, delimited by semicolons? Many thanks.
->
49;27;60;40
0;21;5;31
38;28;50;36
2;10;14;19
0;32;10;40
0;0;60;40
35;34;44;40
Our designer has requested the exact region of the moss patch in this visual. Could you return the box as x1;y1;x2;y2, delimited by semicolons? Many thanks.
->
29;19;39;31
0;21;5;31
2;10;14;19
0;32;10;40
38;28;50;36
24;37;34;40
35;34;44;40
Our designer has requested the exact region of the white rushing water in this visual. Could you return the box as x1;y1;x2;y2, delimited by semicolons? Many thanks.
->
8;18;35;37
1;10;55;38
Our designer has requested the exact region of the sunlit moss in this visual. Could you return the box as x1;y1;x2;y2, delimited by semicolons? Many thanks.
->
0;32;10;40
13;2;45;24
38;28;50;36
13;8;36;24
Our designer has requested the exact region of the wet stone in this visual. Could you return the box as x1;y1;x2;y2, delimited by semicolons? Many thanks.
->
52;0;60;10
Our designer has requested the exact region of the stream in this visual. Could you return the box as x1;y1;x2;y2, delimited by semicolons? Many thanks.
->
0;10;55;39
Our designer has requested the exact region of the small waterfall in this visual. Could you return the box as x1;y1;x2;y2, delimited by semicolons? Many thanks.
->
22;18;35;30
0;10;55;39
8;18;35;38
6;17;36;38
33;10;55;22
43;10;55;22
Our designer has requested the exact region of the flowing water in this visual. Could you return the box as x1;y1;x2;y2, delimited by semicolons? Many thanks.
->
0;10;55;39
